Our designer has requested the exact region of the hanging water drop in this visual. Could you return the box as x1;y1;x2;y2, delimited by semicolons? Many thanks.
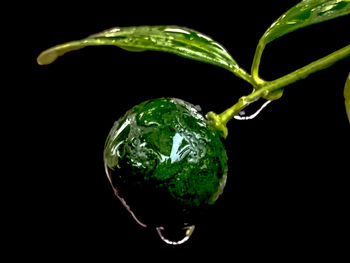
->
234;100;272;120
156;225;195;245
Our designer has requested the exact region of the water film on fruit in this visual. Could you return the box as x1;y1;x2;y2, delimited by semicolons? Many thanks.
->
104;98;228;244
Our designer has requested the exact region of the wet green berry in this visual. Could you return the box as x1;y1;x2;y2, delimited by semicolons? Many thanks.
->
104;98;228;228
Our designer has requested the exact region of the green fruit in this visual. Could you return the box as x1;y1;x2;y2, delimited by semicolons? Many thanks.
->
104;98;228;228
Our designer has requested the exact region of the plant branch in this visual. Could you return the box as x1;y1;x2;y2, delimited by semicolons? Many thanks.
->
207;44;350;138
230;67;257;87
250;40;266;85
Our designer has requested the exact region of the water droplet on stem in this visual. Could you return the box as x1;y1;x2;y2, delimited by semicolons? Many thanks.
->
234;100;272;120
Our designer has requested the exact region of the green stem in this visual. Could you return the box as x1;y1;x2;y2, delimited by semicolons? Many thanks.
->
230;67;257;87
207;44;350;138
250;40;266;85
262;44;350;94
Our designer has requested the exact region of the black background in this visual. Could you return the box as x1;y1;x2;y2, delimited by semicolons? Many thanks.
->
16;0;350;260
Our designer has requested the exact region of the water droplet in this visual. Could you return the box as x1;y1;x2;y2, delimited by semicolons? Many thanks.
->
150;37;157;43
234;100;272;120
156;225;195;245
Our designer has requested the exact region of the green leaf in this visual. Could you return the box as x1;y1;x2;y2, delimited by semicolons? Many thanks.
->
262;0;350;44
345;73;350;123
251;0;350;100
37;25;244;77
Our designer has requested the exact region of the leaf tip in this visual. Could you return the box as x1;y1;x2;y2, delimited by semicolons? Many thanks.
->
37;49;58;65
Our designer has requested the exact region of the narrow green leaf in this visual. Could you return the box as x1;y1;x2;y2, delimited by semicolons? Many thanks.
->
251;0;350;100
37;25;248;79
263;0;350;43
345;73;350;123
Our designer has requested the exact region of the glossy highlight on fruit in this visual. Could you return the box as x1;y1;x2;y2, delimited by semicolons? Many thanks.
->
104;98;228;231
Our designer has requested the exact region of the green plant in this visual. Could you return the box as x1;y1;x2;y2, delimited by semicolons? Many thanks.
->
37;0;350;245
